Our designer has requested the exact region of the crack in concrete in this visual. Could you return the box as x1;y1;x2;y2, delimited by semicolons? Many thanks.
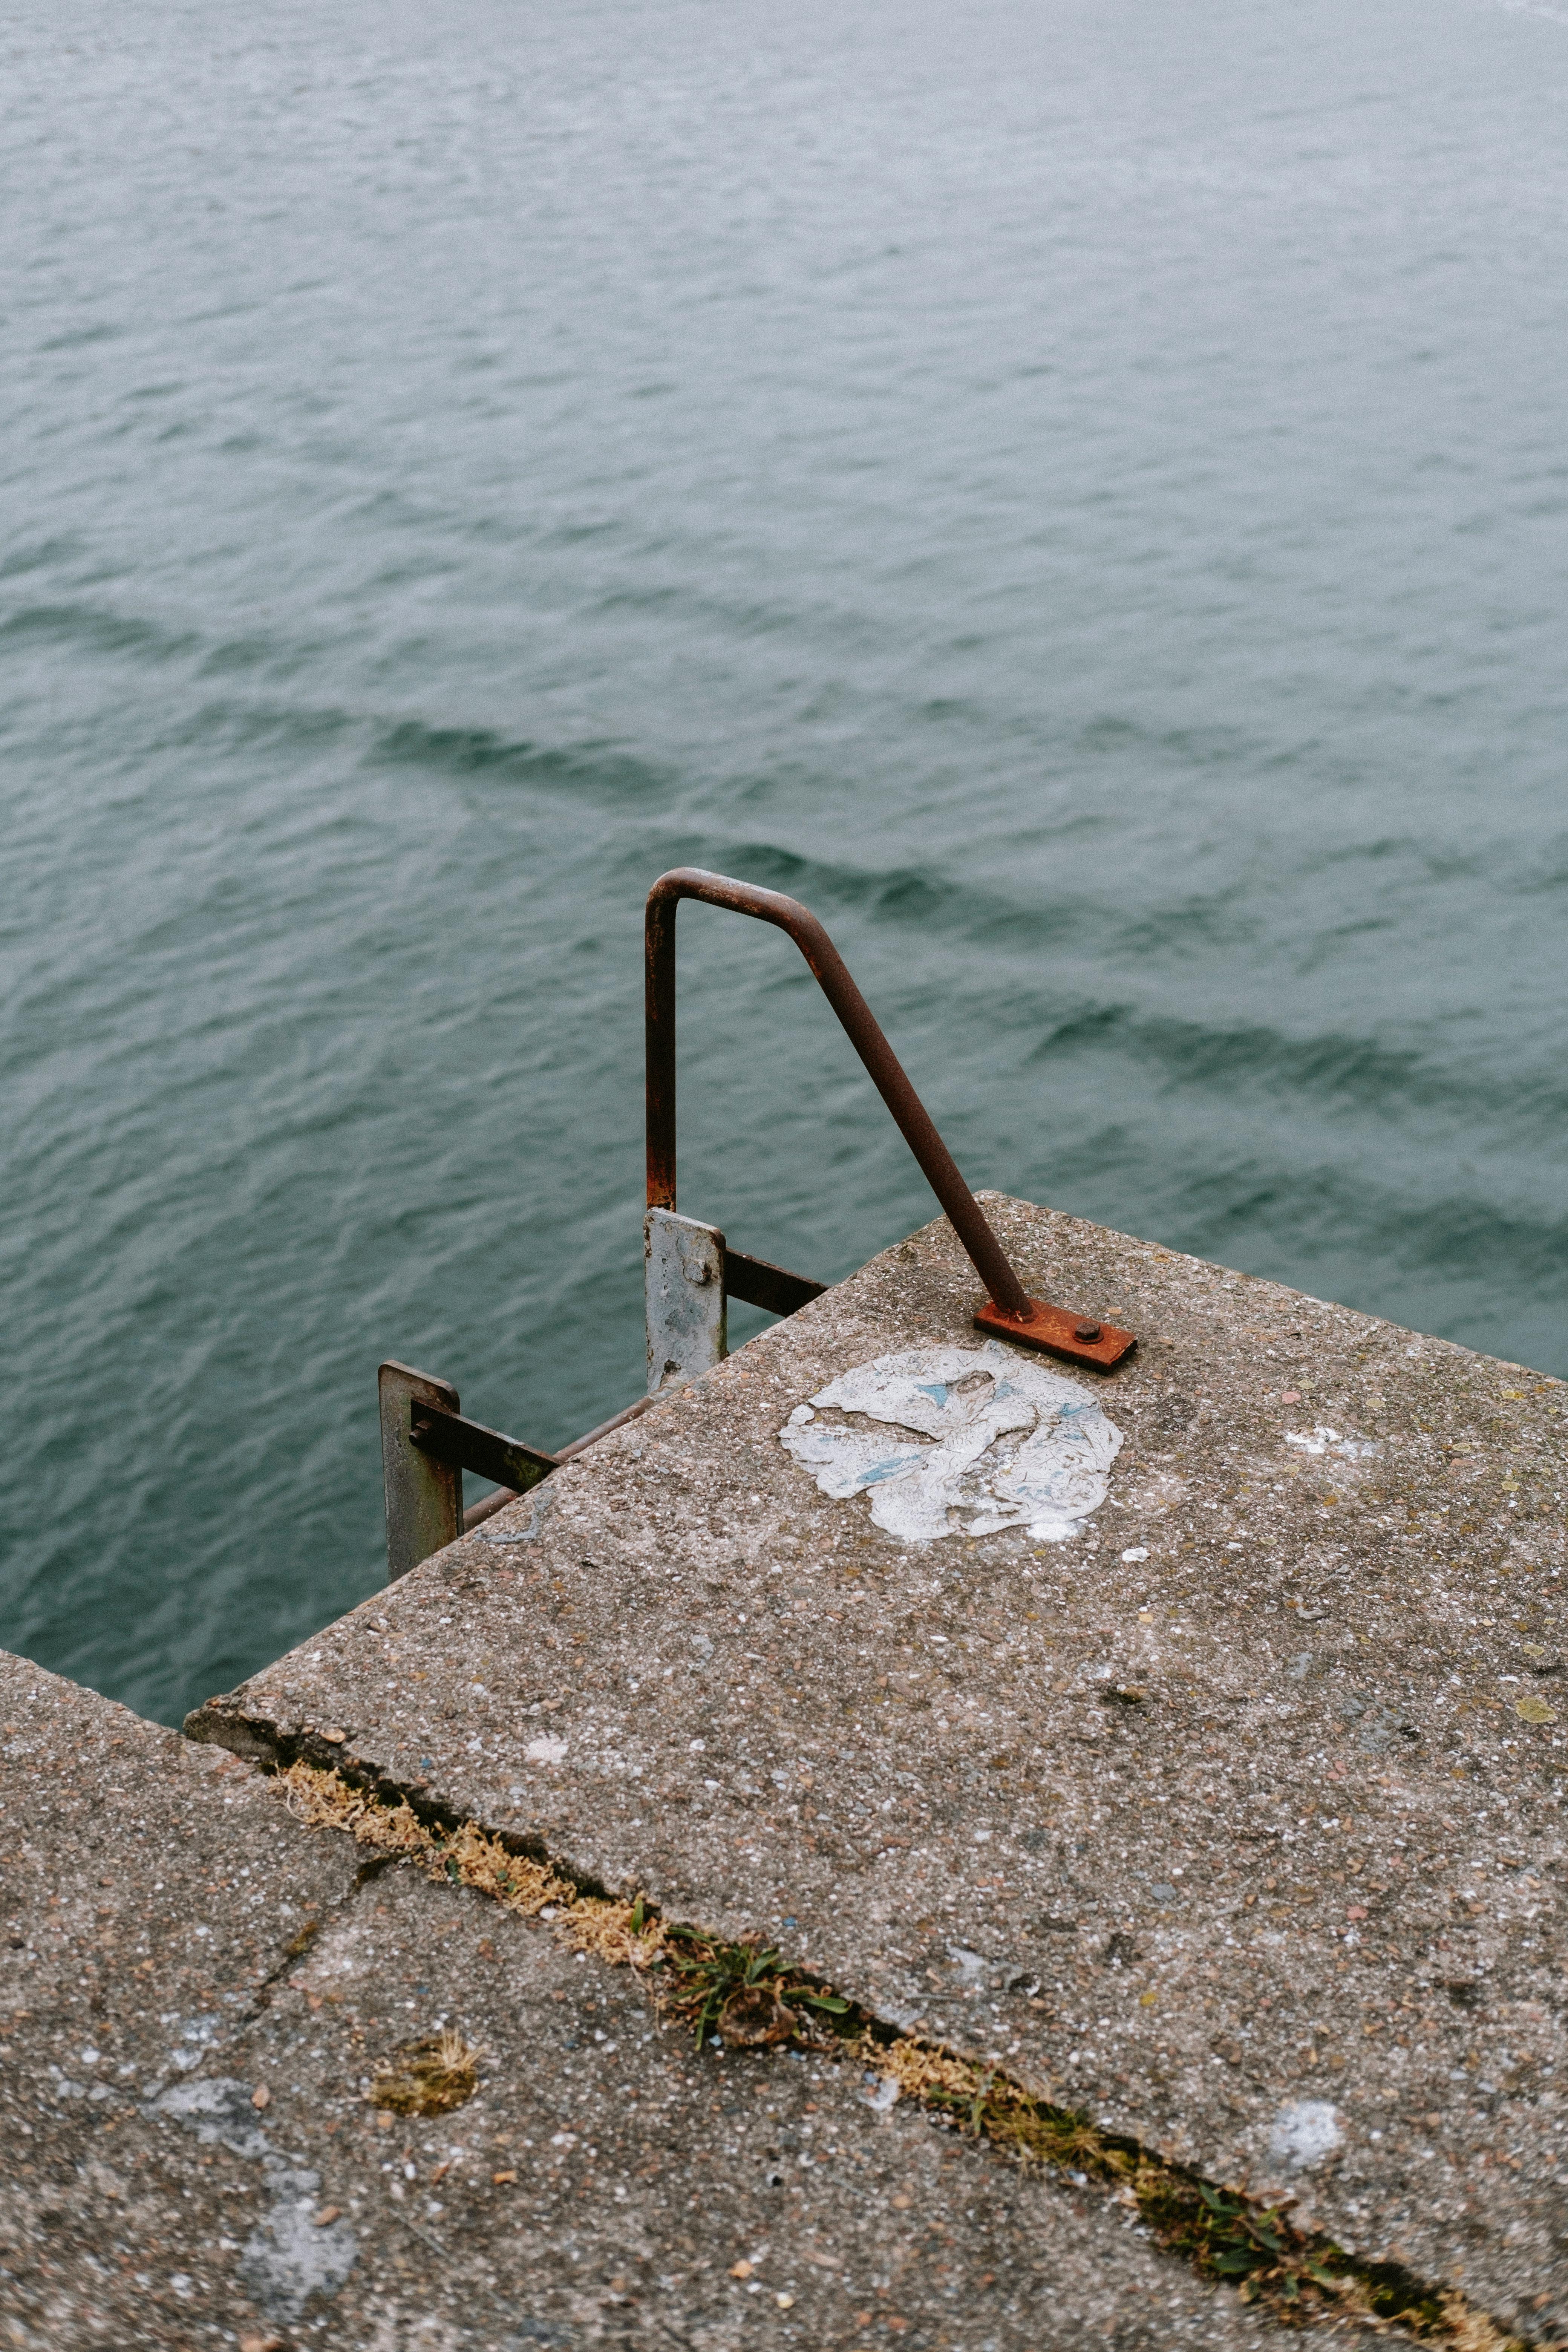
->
184;1710;1548;2352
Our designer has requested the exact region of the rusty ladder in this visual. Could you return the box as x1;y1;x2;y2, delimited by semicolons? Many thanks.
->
379;868;1134;1579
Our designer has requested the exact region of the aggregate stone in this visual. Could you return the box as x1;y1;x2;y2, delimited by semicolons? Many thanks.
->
187;1198;1568;2338
0;1653;1332;2349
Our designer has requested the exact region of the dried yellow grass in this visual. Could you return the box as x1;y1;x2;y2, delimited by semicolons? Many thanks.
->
278;1762;664;1968
864;2034;986;2106
559;1894;665;1969
1437;2298;1519;2352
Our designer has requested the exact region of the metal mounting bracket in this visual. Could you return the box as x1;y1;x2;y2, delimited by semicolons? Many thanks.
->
973;1295;1135;1369
643;1208;831;1394
645;1208;726;1393
378;1357;559;1581
379;1360;462;1582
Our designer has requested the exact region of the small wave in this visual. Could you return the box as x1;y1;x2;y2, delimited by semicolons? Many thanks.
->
691;838;1072;955
1182;1162;1568;1295
153;697;359;758
1516;852;1568;897
0;601;203;664
1075;712;1260;770
0;537;84;585
365;716;669;803
1027;1000;1568;1132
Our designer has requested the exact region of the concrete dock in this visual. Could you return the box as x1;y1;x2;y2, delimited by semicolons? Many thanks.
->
4;1196;1565;2348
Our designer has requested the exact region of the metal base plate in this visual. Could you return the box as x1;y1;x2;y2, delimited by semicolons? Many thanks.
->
974;1295;1136;1371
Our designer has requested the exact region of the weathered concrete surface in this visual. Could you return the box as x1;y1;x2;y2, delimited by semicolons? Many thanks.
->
0;1649;360;2345
0;1652;1326;2350
188;1199;1568;2338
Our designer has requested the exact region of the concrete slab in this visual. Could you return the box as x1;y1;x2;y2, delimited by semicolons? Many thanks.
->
0;1652;1332;2350
0;1649;360;2346
185;1198;1568;2341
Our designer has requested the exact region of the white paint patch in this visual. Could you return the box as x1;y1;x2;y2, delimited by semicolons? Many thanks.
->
1266;2099;1343;2171
525;1735;568;1765
150;2076;267;2160
1283;1425;1377;1462
242;2173;359;2321
150;2076;358;2320
156;2013;223;2073
779;1342;1122;1542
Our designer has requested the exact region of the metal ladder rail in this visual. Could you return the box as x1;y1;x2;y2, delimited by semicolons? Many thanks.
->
644;867;1135;1369
379;869;1135;1581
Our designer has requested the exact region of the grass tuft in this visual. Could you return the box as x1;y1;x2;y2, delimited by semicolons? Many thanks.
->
651;1926;854;2050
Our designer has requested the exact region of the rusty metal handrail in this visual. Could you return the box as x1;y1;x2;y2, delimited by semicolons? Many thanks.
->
646;866;1030;1314
645;868;1135;1370
383;870;1133;1585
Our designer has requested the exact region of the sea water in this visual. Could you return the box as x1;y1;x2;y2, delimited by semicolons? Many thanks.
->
3;0;1565;1721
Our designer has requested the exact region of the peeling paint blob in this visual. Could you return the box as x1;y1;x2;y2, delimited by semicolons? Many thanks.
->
241;2174;359;2322
779;1342;1122;1542
1266;2099;1343;2171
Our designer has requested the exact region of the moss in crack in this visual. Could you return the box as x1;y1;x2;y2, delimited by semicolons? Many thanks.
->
279;1913;323;1962
270;1762;1535;2351
865;2040;1502;2337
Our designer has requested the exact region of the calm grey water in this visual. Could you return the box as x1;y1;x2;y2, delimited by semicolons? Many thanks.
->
4;0;1566;1726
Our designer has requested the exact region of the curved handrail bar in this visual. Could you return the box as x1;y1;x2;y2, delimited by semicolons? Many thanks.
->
645;867;1032;1320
